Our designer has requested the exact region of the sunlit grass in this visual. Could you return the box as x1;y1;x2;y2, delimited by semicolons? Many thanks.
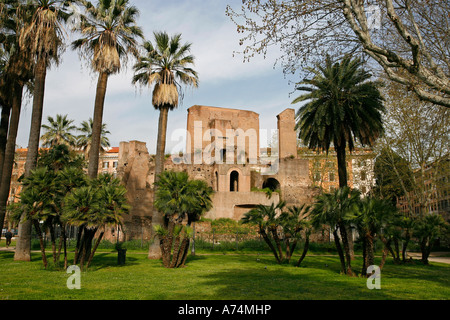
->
0;251;448;300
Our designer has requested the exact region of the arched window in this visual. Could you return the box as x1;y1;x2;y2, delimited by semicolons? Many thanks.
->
230;171;239;192
262;178;281;192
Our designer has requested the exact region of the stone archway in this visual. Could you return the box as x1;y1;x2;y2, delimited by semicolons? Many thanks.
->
262;178;281;192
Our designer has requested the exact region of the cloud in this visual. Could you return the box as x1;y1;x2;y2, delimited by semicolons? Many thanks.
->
16;0;298;156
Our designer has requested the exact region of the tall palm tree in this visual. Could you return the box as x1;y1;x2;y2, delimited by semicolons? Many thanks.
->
294;54;385;188
0;0;33;257
76;118;110;160
72;0;143;179
41;114;77;147
13;0;75;261
132;31;198;259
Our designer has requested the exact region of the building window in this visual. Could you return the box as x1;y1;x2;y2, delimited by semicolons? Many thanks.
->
230;171;239;192
113;161;118;168
215;171;219;192
360;171;367;181
103;162;109;169
329;172;335;182
314;172;321;182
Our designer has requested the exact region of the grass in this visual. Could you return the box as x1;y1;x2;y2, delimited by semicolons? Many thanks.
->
0;248;449;300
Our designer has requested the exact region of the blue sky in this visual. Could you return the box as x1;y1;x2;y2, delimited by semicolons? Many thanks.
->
16;0;300;154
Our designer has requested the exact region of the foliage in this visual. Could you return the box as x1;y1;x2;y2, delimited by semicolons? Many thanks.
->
132;31;198;110
294;54;385;188
226;0;450;108
71;0;144;75
15;144;129;270
41;114;78;148
311;187;360;275
413;214;450;265
153;171;213;268
241;201;312;265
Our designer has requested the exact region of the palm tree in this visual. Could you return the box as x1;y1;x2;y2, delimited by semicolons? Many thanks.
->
13;0;74;262
41;114;78;147
0;0;33;259
241;201;287;263
311;187;360;275
413;214;449;265
347;196;396;275
153;171;212;268
72;0;143;179
132;31;198;259
294;54;385;188
76;118;110;160
63;174;129;269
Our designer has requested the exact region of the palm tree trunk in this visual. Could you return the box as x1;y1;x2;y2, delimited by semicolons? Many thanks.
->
339;222;354;276
178;238;190;268
366;233;375;267
87;71;108;179
380;240;390;270
15;57;48;261
361;236;367;276
0;104;11;181
87;231;104;268
296;234;310;267
333;229;347;274
148;106;169;260
270;227;284;262
336;142;354;260
260;228;280;263
74;226;84;265
336;143;348;188
170;235;181;268
0;84;22;241
33;220;48;269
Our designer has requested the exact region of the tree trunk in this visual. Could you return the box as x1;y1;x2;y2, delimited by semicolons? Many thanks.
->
148;106;170;260
178;238;190;268
402;230;411;263
261;228;280;263
296;234;310;267
87;71;109;179
361;236;367;276
0;84;22;243
170;235;181;268
0;105;11;182
366;233;375;268
73;226;84;265
33;220;48;269
87;231;104;268
270;226;284;262
48;220;57;264
333;229;347;274
380;243;390;270
336;142;355;260
339;222;354;276
15;57;47;261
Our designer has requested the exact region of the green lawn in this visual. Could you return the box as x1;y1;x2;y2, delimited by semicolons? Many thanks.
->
0;250;449;300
